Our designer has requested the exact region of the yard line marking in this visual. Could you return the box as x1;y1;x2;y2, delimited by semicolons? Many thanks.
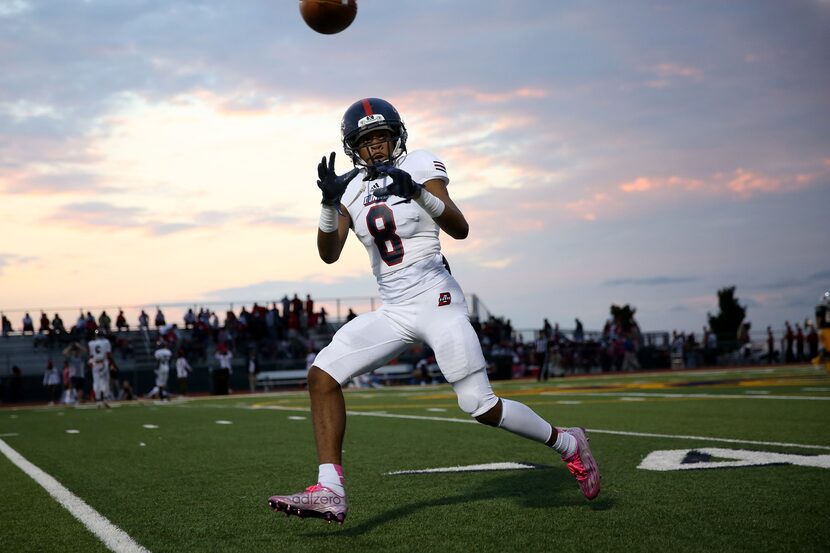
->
585;429;830;451
0;432;19;437
0;438;151;553
387;462;544;475
249;404;830;450
539;391;830;401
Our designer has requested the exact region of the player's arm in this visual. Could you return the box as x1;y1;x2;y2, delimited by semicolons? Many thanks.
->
315;152;358;264
317;207;352;264
419;179;469;240
374;165;469;240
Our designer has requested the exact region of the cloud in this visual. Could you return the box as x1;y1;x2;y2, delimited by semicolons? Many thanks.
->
45;201;199;235
604;276;699;286
0;253;37;275
618;168;820;199
756;270;830;290
643;62;705;88
1;169;114;194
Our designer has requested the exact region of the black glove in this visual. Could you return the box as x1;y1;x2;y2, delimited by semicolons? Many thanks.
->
371;164;423;200
317;152;359;208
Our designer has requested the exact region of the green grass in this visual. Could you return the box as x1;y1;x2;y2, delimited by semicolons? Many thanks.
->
1;365;829;552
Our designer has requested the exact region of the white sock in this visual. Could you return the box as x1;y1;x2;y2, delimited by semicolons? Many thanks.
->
497;398;554;443
552;428;578;458
317;463;345;496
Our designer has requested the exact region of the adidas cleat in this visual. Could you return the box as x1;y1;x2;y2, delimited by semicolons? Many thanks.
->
268;484;348;524
562;427;601;500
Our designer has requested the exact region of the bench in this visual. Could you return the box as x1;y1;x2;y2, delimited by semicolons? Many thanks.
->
256;370;308;391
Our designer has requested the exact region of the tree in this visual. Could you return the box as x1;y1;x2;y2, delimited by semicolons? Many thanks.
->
707;286;746;350
610;304;637;332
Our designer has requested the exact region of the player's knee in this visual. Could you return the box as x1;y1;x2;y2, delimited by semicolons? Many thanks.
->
457;389;499;422
308;366;340;394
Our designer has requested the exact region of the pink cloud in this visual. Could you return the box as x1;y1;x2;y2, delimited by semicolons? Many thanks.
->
619;168;819;199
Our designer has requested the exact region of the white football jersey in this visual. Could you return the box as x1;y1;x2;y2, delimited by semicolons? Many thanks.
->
88;338;111;363
342;150;451;303
154;347;172;370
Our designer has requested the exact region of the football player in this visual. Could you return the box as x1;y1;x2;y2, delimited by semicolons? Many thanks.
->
147;342;172;400
267;98;600;524
87;329;112;408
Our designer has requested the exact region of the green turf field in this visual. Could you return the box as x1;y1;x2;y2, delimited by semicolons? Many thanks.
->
2;365;829;553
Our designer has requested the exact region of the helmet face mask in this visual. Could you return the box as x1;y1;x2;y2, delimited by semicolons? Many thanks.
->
341;98;407;167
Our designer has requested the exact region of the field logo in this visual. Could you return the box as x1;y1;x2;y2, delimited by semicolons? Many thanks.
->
638;448;830;471
438;292;451;306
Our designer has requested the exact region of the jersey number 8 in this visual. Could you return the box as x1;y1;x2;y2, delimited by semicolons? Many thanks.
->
366;204;404;266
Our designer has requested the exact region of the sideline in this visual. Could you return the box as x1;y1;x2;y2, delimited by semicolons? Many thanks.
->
0;438;151;553
246;403;830;451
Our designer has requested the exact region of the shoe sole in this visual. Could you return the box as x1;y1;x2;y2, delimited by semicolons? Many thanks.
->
268;498;347;525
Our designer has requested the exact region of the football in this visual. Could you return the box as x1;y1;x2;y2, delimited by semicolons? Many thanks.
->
299;0;357;35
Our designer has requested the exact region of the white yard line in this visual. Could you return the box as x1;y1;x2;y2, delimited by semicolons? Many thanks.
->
539;391;830;401
0;438;151;553
248;404;830;451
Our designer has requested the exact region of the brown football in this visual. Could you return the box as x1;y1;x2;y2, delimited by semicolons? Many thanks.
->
299;0;357;35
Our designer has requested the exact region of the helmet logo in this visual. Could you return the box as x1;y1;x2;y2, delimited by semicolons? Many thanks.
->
358;113;385;127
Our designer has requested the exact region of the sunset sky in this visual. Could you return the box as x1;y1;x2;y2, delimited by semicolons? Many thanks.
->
1;0;828;335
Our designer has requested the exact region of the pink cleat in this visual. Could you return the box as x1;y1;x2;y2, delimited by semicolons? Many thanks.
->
562;427;601;500
267;484;348;524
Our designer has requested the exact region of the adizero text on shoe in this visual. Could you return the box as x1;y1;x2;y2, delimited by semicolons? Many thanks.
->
562;427;601;500
267;484;348;524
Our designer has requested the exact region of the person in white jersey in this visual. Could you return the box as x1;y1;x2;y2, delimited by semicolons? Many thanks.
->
147;342;172;400
87;330;113;408
268;98;600;524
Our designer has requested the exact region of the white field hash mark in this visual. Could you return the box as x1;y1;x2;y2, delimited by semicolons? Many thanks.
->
0;438;151;553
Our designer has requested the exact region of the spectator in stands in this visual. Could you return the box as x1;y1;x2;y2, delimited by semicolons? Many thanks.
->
63;342;87;403
214;343;233;395
118;380;135;401
98;311;112;334
74;312;86;335
291;294;303;316
807;322;819;361
766;326;776;364
176;350;193;396
573;318;584;343
247;349;259;393
305;294;315;323
61;359;73;404
39;312;50;334
671;331;685;368
154;307;166;329
542;318;552;339
623;332;642;371
1;313;12;337
281;295;291;321
184;308;196;329
138;310;150;332
51;313;66;335
738;322;752;360
84;312;98;340
795;324;804;362
784;321;794;362
22;312;34;335
319;306;328;327
42;359;60;405
116;309;129;332
346;308;357;322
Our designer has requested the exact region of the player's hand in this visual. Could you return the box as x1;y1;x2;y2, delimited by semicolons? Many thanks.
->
372;165;423;200
317;152;359;208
